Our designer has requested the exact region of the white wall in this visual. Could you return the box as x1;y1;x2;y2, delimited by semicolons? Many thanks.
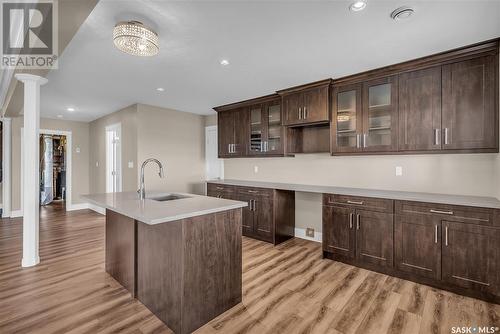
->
11;117;90;212
137;104;206;195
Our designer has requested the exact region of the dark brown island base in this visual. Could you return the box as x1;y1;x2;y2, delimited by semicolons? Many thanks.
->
84;192;247;334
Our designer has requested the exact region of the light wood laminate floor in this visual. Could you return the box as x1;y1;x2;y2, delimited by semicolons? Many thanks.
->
0;204;498;334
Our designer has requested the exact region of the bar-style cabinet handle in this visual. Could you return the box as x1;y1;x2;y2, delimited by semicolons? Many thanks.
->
303;106;307;119
298;107;302;120
347;200;364;205
356;214;360;230
363;134;368;148
434;128;440;145
430;209;454;215
349;213;353;229
356;134;360;148
445;226;448;246
444;128;449;145
435;224;438;243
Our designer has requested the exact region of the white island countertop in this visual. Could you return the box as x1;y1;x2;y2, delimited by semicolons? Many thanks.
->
208;179;500;209
82;191;247;225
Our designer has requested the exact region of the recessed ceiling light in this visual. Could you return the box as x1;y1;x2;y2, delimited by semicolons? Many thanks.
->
156;87;165;92
220;59;230;66
66;107;75;112
391;6;415;20
57;115;63;118
349;0;366;12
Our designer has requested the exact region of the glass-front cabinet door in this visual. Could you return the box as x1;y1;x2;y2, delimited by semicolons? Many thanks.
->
264;101;282;154
362;76;398;152
249;104;264;155
332;84;362;153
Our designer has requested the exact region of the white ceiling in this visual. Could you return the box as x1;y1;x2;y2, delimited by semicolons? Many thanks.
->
41;0;500;122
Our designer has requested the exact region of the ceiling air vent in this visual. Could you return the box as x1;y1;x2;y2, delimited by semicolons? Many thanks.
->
390;6;414;21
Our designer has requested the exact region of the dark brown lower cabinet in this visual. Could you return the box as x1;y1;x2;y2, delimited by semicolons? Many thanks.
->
322;205;355;258
395;213;441;280
322;195;394;268
441;221;500;294
324;195;500;303
207;183;295;245
356;209;393;268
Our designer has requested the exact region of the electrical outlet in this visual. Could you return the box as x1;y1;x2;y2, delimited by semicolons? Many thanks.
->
395;166;403;176
306;228;315;238
96;161;99;167
254;166;259;173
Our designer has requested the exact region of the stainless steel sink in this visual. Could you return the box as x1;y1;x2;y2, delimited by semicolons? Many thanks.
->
148;194;190;202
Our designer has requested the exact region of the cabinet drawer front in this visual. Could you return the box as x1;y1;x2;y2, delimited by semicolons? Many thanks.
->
236;186;273;197
395;201;495;226
207;183;234;194
323;194;393;213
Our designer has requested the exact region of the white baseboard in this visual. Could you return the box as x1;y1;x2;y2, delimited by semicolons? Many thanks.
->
294;227;322;243
67;203;89;211
67;202;105;215
7;203;106;218
88;203;106;215
10;210;23;218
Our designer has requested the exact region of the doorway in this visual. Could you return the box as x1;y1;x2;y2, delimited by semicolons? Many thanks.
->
40;134;67;208
106;123;122;193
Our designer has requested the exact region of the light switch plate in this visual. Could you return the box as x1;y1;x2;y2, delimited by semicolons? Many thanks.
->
96;161;99;167
128;161;134;168
395;166;403;176
75;147;81;153
254;166;259;173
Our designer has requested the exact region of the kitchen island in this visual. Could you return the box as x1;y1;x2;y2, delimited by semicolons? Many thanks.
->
83;191;247;334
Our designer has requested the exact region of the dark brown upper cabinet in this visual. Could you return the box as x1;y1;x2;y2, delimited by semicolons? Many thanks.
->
215;95;283;158
332;76;398;154
248;99;284;156
442;55;498;151
278;80;331;126
398;66;442;151
362;76;398;152
217;108;248;158
332;83;363;154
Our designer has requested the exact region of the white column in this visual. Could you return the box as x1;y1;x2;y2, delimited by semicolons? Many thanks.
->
2;117;12;218
15;74;48;268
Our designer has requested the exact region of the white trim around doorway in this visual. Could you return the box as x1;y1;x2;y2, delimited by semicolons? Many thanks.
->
20;128;74;213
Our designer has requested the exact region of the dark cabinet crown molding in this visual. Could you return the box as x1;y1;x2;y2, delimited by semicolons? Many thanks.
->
276;78;333;96
332;38;499;86
213;93;280;112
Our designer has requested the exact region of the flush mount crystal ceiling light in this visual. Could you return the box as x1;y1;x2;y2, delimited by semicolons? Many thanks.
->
113;21;159;57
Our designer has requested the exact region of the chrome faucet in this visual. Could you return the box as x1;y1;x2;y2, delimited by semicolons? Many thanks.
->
138;158;165;200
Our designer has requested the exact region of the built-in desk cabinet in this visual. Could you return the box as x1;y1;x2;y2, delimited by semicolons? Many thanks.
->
323;194;394;268
207;183;295;245
323;194;500;303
